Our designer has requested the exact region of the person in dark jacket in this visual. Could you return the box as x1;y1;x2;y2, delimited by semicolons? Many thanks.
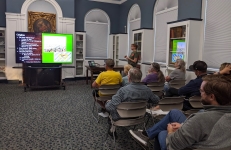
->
166;61;207;110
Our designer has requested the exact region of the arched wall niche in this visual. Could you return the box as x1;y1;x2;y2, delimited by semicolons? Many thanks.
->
127;4;141;54
84;9;110;58
21;0;63;32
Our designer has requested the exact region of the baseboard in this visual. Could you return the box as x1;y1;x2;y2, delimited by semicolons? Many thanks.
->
63;77;91;81
0;79;8;83
0;80;22;84
0;77;90;84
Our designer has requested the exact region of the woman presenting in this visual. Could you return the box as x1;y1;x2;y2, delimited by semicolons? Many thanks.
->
125;44;139;67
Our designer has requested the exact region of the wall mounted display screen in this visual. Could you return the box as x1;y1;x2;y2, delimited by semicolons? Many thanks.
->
42;33;73;64
15;32;73;64
15;32;42;63
172;40;186;63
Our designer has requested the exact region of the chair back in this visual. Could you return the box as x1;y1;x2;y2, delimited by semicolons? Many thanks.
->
189;95;203;109
158;97;184;111
169;79;186;89
98;84;121;96
149;86;164;92
153;91;164;99
116;101;147;118
147;82;164;87
193;146;231;150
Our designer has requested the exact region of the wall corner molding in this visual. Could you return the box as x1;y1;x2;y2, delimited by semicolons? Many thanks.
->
21;0;63;17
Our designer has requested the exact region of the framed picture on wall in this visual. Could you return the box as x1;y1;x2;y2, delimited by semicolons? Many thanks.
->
28;11;56;33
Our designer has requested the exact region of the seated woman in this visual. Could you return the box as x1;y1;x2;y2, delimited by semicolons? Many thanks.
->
164;59;186;91
142;62;165;84
122;64;133;86
215;62;231;75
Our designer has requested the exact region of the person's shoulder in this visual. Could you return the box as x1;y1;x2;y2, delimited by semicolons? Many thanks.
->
187;111;223;125
122;76;128;79
113;71;122;76
138;84;152;91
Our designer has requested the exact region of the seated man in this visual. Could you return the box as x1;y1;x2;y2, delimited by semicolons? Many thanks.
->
166;60;207;110
92;59;122;116
130;74;231;150
106;67;160;121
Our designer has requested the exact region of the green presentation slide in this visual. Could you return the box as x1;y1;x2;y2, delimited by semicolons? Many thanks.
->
172;39;185;52
42;33;73;63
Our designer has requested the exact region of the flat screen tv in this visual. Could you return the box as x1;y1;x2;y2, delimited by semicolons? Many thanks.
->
15;32;73;64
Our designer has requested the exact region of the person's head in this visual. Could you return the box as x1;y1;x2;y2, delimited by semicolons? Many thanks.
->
149;62;165;83
189;60;207;76
33;18;51;33
124;64;133;75
128;67;142;83
219;63;230;71
131;44;138;51
174;59;186;72
105;59;115;70
200;75;231;106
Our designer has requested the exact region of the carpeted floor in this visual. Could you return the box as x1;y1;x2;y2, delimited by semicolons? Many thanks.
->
0;81;153;150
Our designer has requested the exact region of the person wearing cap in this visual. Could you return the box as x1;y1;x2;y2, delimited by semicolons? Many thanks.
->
92;59;122;117
166;61;207;101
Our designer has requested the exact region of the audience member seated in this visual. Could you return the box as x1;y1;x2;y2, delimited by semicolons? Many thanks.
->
214;62;231;75
164;59;186;91
130;74;231;150
142;62;165;84
105;68;160;137
122;64;133;86
92;59;122;117
166;60;207;110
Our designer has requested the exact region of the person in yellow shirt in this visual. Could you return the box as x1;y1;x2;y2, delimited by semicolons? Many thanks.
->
92;59;122;117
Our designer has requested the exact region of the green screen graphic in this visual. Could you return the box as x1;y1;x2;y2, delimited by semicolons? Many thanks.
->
172;39;185;62
42;33;73;63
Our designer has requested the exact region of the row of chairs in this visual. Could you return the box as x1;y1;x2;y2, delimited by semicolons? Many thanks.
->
92;81;202;149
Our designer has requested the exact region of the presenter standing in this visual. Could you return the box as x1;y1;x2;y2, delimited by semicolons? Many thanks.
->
125;44;139;67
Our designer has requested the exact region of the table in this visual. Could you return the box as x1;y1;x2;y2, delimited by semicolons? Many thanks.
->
85;65;124;85
13;65;75;92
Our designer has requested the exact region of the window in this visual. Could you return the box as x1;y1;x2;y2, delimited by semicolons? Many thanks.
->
85;9;110;59
153;0;178;64
203;0;231;69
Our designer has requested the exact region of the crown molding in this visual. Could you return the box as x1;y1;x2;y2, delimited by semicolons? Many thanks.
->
89;0;127;4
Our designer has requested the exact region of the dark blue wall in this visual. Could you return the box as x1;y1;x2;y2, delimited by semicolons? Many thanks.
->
0;0;6;27
6;0;74;18
75;0;120;34
6;0;23;13
119;0;156;33
178;0;202;20
1;0;203;32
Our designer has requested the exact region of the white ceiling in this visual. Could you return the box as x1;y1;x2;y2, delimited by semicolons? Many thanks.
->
89;0;127;4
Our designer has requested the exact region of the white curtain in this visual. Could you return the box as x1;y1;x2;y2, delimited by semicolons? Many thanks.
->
154;8;178;63
203;0;231;68
85;22;108;58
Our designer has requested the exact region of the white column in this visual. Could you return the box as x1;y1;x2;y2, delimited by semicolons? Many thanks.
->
5;13;26;80
59;17;76;79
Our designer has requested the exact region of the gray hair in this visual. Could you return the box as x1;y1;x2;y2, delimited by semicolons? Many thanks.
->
128;67;142;82
176;59;186;72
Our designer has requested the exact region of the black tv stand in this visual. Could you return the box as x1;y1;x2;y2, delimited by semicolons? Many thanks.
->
13;63;74;92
